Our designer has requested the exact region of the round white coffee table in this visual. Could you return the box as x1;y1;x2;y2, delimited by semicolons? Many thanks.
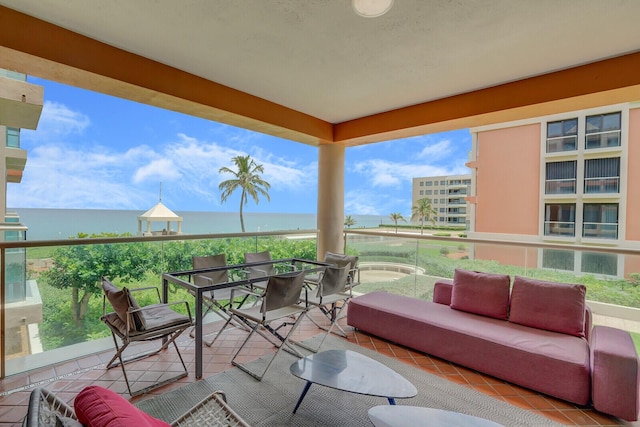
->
368;405;505;427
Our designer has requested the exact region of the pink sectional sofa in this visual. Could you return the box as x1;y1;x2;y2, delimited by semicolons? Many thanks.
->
346;269;640;421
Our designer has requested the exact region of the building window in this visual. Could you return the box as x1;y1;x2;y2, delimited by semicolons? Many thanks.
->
419;181;424;186
545;161;576;194
584;157;620;194
546;118;578;153
440;198;445;204
585;112;621;149
439;208;445;213
426;181;433;186
440;180;446;185
6;127;20;148
439;190;445;195
581;252;617;276
433;199;438;204
542;249;574;271
583;203;618;239
425;190;432;195
439;217;445;222
544;203;576;237
419;190;423;195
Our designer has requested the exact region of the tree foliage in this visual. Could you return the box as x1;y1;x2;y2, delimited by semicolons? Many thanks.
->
219;155;271;232
411;198;437;235
38;236;316;350
344;215;357;228
42;233;157;328
389;212;407;233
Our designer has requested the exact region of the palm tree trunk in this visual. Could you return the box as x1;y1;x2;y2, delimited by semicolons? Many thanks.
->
239;190;246;232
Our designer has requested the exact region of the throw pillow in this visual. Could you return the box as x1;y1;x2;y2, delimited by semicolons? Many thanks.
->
450;269;511;320
74;385;170;427
509;276;586;337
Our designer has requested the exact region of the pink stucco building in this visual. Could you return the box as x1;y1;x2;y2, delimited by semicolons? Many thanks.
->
467;103;640;278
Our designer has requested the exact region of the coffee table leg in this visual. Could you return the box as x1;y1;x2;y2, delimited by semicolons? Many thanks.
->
387;397;396;405
293;381;313;413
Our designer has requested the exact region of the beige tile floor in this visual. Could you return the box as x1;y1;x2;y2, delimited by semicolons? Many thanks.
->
0;312;637;427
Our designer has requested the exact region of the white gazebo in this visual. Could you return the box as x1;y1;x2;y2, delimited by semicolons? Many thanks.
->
137;201;183;236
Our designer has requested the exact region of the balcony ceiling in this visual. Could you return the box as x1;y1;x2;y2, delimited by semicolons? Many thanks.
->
1;1;640;146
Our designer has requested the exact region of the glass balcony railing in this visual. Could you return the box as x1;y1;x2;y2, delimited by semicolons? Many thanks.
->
584;177;620;194
545;178;576;194
0;69;26;81
4;228;640;379
344;229;640;333
544;221;575;237
0;230;318;377
582;222;618;239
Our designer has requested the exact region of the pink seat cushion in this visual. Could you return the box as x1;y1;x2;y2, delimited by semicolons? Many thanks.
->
450;269;510;320
509;276;586;337
74;386;170;427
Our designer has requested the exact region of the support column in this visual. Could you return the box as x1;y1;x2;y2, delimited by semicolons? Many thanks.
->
317;143;345;259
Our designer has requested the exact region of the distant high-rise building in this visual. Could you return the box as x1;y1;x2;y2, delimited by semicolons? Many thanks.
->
411;174;471;227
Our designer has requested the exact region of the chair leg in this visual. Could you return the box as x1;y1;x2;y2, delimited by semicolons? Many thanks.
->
206;313;235;347
106;328;190;397
232;313;306;381
295;302;348;353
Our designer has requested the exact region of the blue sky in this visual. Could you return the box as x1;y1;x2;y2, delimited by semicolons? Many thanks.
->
9;77;471;217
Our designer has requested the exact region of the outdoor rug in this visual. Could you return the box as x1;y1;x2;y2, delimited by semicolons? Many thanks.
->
137;334;563;426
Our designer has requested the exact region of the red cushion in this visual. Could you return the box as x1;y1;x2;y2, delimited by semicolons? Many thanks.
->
74;386;170;427
509;276;586;337
450;269;511;320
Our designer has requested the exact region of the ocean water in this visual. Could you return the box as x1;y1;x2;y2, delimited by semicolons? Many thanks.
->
12;208;385;241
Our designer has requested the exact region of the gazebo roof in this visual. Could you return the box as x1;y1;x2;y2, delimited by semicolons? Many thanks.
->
137;202;182;222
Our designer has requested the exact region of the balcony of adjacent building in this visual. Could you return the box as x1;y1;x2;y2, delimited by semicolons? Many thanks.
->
0;70;43;131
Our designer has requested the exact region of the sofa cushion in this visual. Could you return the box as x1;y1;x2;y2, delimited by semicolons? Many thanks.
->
509;276;586;337
450;269;511;320
74;385;170;427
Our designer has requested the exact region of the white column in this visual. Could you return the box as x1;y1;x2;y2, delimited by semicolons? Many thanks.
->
317;143;345;258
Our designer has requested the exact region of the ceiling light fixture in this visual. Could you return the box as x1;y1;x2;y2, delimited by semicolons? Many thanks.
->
352;0;394;18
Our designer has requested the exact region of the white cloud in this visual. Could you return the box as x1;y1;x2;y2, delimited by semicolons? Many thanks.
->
9;129;318;211
133;158;182;183
352;159;453;188
416;139;453;159
28;101;91;140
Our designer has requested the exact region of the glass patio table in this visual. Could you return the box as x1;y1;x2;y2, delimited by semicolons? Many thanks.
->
290;349;417;413
162;258;329;379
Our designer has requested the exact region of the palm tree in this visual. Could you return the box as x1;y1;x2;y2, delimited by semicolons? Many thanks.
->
344;215;357;228
411;198;437;235
389;212;407;233
219;155;271;232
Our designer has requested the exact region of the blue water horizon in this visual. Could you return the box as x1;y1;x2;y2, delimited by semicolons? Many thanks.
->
12;208;386;241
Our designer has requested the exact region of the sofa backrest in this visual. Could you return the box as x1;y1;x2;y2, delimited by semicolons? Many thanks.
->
432;271;591;339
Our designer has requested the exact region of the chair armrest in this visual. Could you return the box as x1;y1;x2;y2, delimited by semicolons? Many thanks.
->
23;387;77;427
231;287;261;301
169;391;250;427
129;286;163;303
276;263;297;273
